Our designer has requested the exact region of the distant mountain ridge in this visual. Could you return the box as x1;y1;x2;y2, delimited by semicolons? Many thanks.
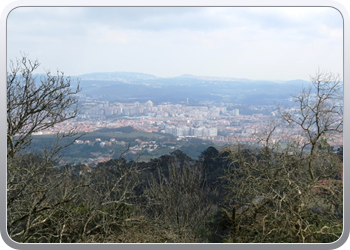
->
75;71;307;84
77;71;159;82
69;71;313;105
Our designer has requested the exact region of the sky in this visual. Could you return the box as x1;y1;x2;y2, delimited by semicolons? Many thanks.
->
6;6;343;81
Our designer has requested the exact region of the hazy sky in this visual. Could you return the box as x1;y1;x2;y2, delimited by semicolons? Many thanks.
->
7;7;343;81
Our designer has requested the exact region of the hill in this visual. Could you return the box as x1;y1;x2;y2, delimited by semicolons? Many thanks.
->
70;72;311;105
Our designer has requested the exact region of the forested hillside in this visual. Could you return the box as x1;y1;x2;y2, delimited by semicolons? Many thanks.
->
7;144;343;243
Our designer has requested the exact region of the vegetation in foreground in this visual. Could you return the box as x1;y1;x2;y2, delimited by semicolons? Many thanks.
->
7;55;343;243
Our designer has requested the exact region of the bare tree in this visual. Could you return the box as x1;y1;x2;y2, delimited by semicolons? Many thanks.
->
7;54;83;242
280;69;343;181
7;155;86;242
222;70;343;243
145;154;216;243
77;155;145;243
7;54;81;160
